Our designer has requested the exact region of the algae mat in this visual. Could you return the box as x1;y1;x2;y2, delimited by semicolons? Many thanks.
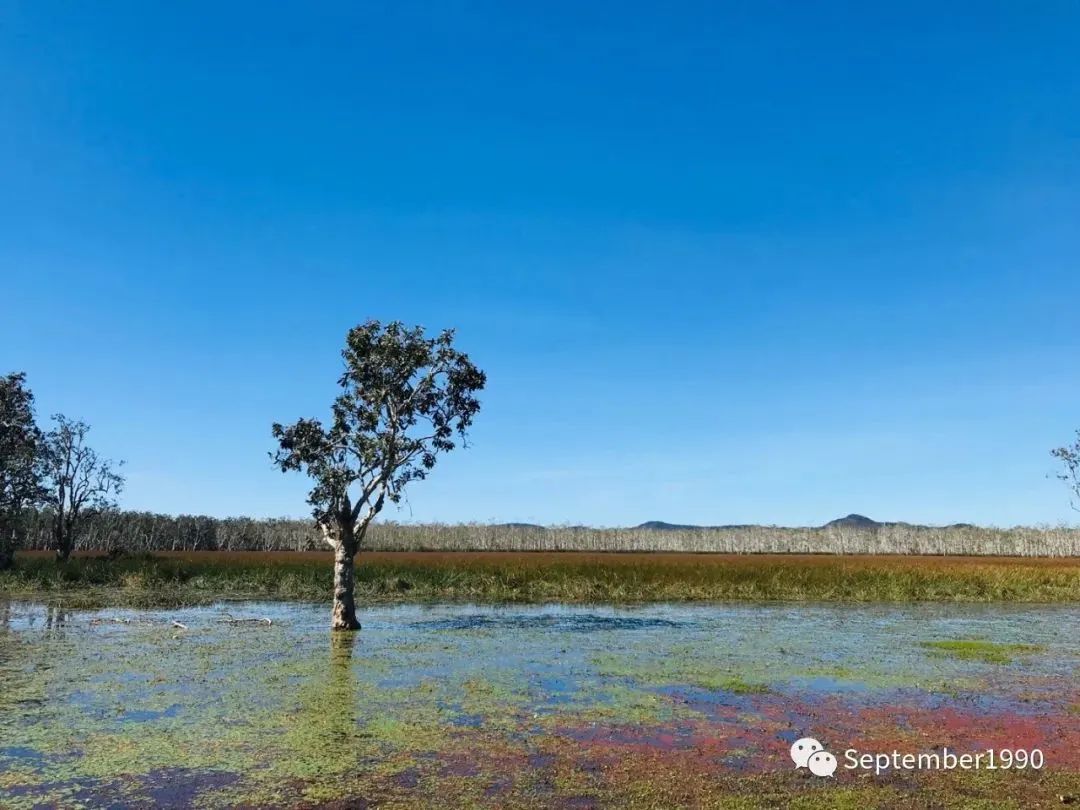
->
0;601;1077;808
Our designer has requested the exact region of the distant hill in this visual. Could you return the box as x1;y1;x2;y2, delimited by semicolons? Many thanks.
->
489;516;979;532
823;513;884;529
637;521;700;531
636;514;977;531
496;522;591;531
636;520;754;531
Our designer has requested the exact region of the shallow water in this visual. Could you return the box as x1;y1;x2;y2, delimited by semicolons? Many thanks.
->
1;601;1077;807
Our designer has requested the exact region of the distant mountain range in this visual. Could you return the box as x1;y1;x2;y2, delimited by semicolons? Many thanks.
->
496;514;976;531
637;514;977;531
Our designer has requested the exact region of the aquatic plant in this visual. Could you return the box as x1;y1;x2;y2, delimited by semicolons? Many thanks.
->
920;639;1044;664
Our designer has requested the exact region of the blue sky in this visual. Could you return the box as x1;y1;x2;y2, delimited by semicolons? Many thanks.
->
2;2;1078;527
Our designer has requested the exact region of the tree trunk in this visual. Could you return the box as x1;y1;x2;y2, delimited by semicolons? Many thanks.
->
331;524;360;631
0;523;14;570
54;522;70;563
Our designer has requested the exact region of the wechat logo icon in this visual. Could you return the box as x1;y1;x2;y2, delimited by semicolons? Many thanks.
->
790;737;838;777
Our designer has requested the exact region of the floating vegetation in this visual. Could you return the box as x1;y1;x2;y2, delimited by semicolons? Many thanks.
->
0;601;1077;807
920;639;1045;664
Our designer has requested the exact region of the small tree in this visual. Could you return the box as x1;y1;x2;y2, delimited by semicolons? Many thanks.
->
1052;431;1080;512
42;415;125;562
0;373;44;569
272;320;485;630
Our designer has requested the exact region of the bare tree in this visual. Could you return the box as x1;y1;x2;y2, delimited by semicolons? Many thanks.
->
1052;431;1080;512
0;372;44;569
272;320;485;630
42;415;125;562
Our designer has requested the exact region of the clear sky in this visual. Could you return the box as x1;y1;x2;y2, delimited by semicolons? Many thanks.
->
2;2;1078;527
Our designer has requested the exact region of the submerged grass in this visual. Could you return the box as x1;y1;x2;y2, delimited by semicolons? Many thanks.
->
0;551;1077;607
1;599;1077;808
920;639;1045;664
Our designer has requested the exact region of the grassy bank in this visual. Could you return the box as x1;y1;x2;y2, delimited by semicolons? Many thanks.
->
1;551;1077;607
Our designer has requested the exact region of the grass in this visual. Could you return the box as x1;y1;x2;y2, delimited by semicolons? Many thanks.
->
919;639;1045;663
0;550;1077;607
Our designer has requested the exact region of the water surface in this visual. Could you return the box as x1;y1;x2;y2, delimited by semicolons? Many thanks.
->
1;601;1077;807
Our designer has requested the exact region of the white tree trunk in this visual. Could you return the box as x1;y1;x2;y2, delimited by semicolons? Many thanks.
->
330;523;360;631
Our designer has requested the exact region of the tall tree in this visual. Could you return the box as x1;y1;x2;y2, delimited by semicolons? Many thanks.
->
272;320;485;630
0;373;44;569
42;415;125;562
1051;431;1080;512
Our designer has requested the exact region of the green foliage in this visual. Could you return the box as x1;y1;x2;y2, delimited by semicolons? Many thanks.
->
0;372;44;568
271;320;485;547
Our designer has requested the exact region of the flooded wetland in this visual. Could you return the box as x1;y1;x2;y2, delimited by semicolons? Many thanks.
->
1;600;1077;808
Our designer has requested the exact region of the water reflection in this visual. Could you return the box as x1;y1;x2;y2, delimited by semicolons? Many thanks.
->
44;605;68;633
279;631;362;766
0;603;72;634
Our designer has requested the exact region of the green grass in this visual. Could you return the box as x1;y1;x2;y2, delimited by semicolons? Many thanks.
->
919;639;1044;664
0;551;1077;607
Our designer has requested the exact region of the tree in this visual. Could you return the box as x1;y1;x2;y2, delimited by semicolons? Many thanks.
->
0;373;44;570
42;415;125;562
1052;431;1080;512
272;320;485;630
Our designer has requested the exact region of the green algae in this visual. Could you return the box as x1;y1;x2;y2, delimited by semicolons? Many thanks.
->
1;600;1077;807
589;645;921;694
920;639;1044;664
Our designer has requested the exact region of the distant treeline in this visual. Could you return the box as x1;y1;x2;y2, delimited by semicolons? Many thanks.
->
16;509;1080;556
